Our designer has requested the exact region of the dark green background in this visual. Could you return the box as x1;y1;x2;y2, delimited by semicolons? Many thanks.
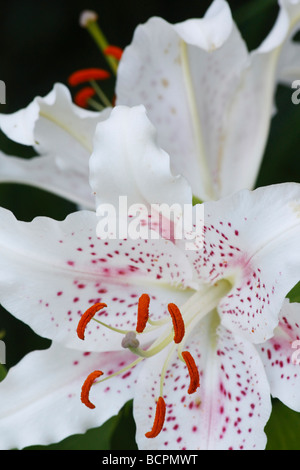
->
0;0;299;450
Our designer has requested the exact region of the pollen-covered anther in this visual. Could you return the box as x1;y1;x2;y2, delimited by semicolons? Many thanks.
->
168;303;185;344
81;370;103;409
77;302;107;340
136;293;150;333
145;396;166;438
182;350;200;394
104;45;123;61
68;68;111;86
74;87;96;108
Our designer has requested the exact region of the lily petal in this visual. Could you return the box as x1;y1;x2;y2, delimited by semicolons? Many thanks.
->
134;318;271;450
116;0;243;201
116;0;300;201
185;184;300;343
275;0;300;84
0;342;139;449
257;299;300;412
0;83;111;208
0;150;94;208
0;208;192;351
89;105;192;209
221;0;300;197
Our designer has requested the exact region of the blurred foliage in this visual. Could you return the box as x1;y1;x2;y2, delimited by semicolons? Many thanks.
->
0;0;299;451
266;399;300;450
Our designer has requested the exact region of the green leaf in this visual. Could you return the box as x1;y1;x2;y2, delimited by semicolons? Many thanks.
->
24;415;119;450
23;401;137;450
0;364;7;382
288;282;300;303
266;399;300;450
110;400;137;450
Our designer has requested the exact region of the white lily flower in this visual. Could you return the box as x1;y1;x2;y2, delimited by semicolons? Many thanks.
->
0;168;299;449
1;0;299;209
257;299;300;412
0;83;111;209
116;0;300;202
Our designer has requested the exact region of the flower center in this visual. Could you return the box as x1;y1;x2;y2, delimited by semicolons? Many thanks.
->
77;280;230;438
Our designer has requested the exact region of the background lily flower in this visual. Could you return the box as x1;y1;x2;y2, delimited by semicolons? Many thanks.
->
0;83;111;209
0;181;299;449
257;299;300;412
1;0;299;211
116;0;300;201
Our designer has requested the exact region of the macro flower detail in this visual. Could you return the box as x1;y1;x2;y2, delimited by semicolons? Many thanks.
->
77;295;201;438
0;0;299;452
116;0;300;201
0;181;299;449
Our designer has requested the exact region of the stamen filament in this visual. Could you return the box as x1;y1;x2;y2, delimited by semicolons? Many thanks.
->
94;356;144;384
81;370;103;409
87;98;105;111
145;396;166;438
168;303;185;344
89;80;112;108
104;45;123;61
92;317;130;335
77;303;107;340
181;351;200;394
147;317;169;327
136;293;150;333
159;343;177;397
84;19;118;74
74;87;96;108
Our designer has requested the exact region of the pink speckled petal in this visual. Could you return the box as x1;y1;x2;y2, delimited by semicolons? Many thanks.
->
0;342;139;449
185;184;300;343
257;299;300;412
89;105;192;210
0;208;193;352
0;83;110;208
134;318;271;450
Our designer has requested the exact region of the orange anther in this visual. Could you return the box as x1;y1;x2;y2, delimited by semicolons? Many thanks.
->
74;87;96;108
81;370;103;409
68;68;111;86
77;302;107;340
145;396;166;438
104;45;123;61
182;351;200;394
136;294;150;333
167;303;185;344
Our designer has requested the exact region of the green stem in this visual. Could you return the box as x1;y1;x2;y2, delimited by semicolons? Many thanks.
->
86;21;118;75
